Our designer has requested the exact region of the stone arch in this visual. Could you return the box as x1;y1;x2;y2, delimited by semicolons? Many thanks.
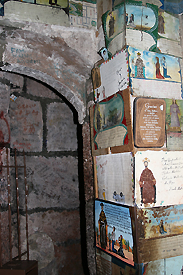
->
0;64;86;124
0;68;89;274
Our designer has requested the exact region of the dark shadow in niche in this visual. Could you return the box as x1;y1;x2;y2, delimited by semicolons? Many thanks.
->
77;122;90;275
50;83;90;274
51;85;90;275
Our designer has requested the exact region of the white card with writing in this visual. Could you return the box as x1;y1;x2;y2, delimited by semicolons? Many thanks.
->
94;49;129;102
96;153;134;205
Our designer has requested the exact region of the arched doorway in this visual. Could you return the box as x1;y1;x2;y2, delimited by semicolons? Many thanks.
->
0;70;89;274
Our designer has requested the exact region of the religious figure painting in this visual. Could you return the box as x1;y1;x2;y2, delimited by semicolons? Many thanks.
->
125;1;158;51
91;89;133;154
98;202;108;249
135;150;183;207
135;52;145;78
165;98;183;150
102;2;126;55
136;204;183;240
158;9;165;34
126;2;158;32
139;157;156;204
95;200;134;264
128;46;181;83
157;8;180;42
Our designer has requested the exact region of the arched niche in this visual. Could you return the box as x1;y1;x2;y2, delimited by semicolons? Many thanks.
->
0;24;92;124
0;65;86;124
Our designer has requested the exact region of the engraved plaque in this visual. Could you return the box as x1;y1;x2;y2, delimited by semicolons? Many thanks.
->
134;98;166;147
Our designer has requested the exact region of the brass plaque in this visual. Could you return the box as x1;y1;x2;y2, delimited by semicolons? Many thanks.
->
134;98;166;147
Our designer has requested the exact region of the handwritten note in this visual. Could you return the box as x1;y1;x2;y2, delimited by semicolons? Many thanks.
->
161;156;183;191
10;97;43;152
96;153;133;205
95;49;129;102
116;68;127;91
95;126;127;149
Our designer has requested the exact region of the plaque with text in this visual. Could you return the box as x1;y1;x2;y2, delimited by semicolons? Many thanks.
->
134;98;166;147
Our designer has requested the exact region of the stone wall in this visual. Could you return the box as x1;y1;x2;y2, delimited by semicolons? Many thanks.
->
0;71;88;274
0;1;100;274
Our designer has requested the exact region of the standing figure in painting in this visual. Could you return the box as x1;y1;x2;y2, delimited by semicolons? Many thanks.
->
159;220;167;234
126;13;128;25
49;0;58;6
162;56;171;79
129;14;135;27
158;10;165;34
98;203;107;249
155;57;164;79
111;226;116;252
139;158;156;204
118;235;125;257
170;99;181;132
108;12;115;37
135;52;145;78
108;232;112;251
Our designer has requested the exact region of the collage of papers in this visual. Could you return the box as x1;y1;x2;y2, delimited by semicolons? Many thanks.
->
92;0;183;272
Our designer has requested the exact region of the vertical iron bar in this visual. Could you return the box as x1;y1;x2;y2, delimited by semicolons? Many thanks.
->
23;150;29;260
6;148;12;261
0;204;2;267
14;149;21;260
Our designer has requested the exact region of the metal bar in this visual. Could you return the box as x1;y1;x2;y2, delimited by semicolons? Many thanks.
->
6;148;12;261
23;150;29;260
0;165;25;168
12;250;27;260
0;204;2;267
14;149;21;260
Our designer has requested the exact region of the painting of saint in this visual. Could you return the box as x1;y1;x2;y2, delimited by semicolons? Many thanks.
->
135;52;145;78
139;158;156;204
109;12;115;37
158;10;165;34
162;56;171;79
98;202;107;249
170;99;181;132
155;56;164;79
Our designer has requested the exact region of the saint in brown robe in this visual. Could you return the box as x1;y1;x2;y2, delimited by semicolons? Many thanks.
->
139;167;156;204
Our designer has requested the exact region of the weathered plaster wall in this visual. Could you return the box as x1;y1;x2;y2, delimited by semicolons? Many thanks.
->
4;1;70;26
0;24;90;122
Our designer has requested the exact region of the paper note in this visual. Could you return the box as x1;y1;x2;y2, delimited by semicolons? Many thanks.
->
96;153;133;205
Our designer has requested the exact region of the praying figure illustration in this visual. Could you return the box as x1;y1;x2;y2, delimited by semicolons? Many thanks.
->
162;57;171;79
155;56;164;79
139;158;156;204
